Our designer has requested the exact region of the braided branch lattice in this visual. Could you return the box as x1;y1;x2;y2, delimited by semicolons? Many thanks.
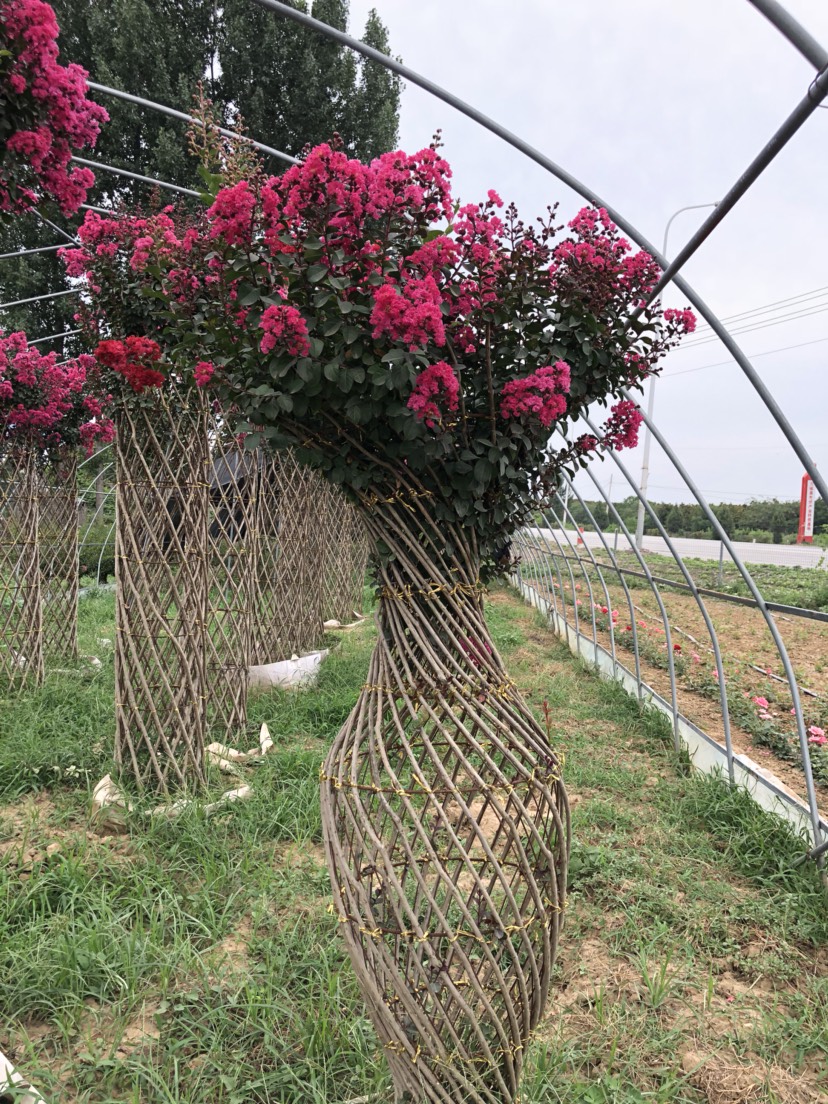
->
39;455;79;659
317;479;369;623
206;421;256;741
0;447;43;687
321;485;570;1104
114;388;209;793
250;450;323;664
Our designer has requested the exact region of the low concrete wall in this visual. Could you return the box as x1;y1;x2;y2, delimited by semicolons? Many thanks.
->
511;573;828;846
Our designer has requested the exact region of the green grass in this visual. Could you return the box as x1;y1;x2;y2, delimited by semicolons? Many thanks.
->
587;548;828;613
1;586;826;1102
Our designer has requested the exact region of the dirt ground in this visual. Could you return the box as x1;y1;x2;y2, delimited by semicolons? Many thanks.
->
535;575;828;814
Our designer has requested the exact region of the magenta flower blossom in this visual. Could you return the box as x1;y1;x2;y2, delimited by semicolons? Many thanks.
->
499;362;571;428
407;361;460;428
1;0;108;215
259;304;311;358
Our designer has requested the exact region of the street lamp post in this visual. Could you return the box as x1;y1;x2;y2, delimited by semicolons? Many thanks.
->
634;202;718;550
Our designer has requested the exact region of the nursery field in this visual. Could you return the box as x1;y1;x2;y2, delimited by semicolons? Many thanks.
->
529;550;828;809
1;586;827;1104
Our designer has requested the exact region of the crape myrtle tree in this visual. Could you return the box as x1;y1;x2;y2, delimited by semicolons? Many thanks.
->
0;0;108;342
0;329;112;682
73;139;694;1101
0;0;400;342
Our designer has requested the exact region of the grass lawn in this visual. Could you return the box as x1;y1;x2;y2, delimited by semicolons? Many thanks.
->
1;585;826;1103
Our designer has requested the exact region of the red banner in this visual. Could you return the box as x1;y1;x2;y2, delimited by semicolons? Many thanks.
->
798;474;815;544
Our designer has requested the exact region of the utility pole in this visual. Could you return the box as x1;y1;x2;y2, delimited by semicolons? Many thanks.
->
634;202;718;550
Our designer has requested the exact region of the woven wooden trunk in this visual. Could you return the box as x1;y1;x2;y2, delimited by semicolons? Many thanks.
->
0;447;43;687
250;450;323;665
321;485;570;1104
317;480;369;623
113;389;209;793
206;423;256;741
39;455;79;659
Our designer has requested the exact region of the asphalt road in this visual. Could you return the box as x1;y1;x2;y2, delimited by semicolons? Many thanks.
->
529;528;827;570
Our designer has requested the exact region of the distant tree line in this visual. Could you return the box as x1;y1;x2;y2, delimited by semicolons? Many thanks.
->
556;495;828;545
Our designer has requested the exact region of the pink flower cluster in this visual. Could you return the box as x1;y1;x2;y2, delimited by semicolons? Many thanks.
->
371;276;445;351
601;400;643;451
1;0;108;215
407;361;460;428
211;142;454;259
551;206;661;314
664;308;696;334
193;361;216;388
206;181;256;246
259;304;310;357
499;361;571;428
0;330;112;454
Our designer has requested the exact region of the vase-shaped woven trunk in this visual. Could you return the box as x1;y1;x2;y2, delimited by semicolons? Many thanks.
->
0;447;43;687
321;492;569;1104
39;455;79;659
113;389;209;793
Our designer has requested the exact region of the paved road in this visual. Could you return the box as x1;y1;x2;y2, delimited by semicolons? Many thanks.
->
527;528;827;570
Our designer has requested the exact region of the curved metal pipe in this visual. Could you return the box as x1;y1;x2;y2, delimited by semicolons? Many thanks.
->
0;288;79;311
0;244;65;261
28;329;82;346
33;211;77;245
531;526;567;622
72;157;201;198
575;462;682;751
746;0;828;68
557;481;645;698
248;0;828;508
549;485;643;686
86;81;299;167
539;518;582;639
619;396;826;851
536;509;594;654
646;64;828;301
582;415;736;779
542;501;603;666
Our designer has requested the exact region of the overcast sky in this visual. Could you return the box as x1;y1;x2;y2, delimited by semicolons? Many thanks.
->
349;0;828;506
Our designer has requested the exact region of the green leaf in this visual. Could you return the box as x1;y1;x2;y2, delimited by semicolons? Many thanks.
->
307;263;328;283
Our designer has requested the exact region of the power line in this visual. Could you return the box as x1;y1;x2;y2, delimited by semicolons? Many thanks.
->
662;336;828;379
691;285;828;331
644;484;792;500
679;303;828;348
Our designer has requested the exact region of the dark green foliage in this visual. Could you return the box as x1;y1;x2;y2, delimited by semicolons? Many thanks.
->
219;0;399;161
